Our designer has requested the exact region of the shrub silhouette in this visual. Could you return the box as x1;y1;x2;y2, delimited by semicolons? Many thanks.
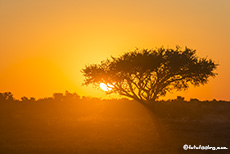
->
0;92;14;102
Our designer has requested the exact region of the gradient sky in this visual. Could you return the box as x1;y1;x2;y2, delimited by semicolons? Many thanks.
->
0;0;229;100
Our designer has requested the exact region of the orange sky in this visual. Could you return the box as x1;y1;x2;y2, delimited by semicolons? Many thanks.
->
0;0;229;100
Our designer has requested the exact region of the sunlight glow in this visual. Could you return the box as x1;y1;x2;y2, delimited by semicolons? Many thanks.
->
100;83;114;91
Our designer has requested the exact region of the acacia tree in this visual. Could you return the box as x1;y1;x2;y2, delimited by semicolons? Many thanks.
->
82;47;218;104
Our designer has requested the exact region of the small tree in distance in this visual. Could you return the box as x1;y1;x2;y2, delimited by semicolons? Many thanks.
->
82;46;218;104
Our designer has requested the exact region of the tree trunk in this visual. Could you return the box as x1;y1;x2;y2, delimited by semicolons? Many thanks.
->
140;102;170;145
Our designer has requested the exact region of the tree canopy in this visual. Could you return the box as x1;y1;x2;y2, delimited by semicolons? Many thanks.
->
82;47;218;103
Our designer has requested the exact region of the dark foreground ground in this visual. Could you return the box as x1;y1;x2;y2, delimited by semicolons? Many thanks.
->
0;97;229;154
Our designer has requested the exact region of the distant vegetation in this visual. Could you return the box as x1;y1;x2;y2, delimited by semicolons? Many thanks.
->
0;91;229;104
0;91;229;122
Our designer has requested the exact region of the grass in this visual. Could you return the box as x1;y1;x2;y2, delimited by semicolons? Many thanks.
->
0;98;229;154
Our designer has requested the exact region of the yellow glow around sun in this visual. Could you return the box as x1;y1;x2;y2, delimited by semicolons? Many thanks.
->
100;83;114;91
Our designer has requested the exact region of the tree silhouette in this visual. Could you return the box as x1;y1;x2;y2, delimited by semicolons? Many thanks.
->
0;92;14;102
82;46;218;104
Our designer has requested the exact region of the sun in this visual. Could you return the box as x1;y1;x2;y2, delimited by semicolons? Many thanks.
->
100;83;114;91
